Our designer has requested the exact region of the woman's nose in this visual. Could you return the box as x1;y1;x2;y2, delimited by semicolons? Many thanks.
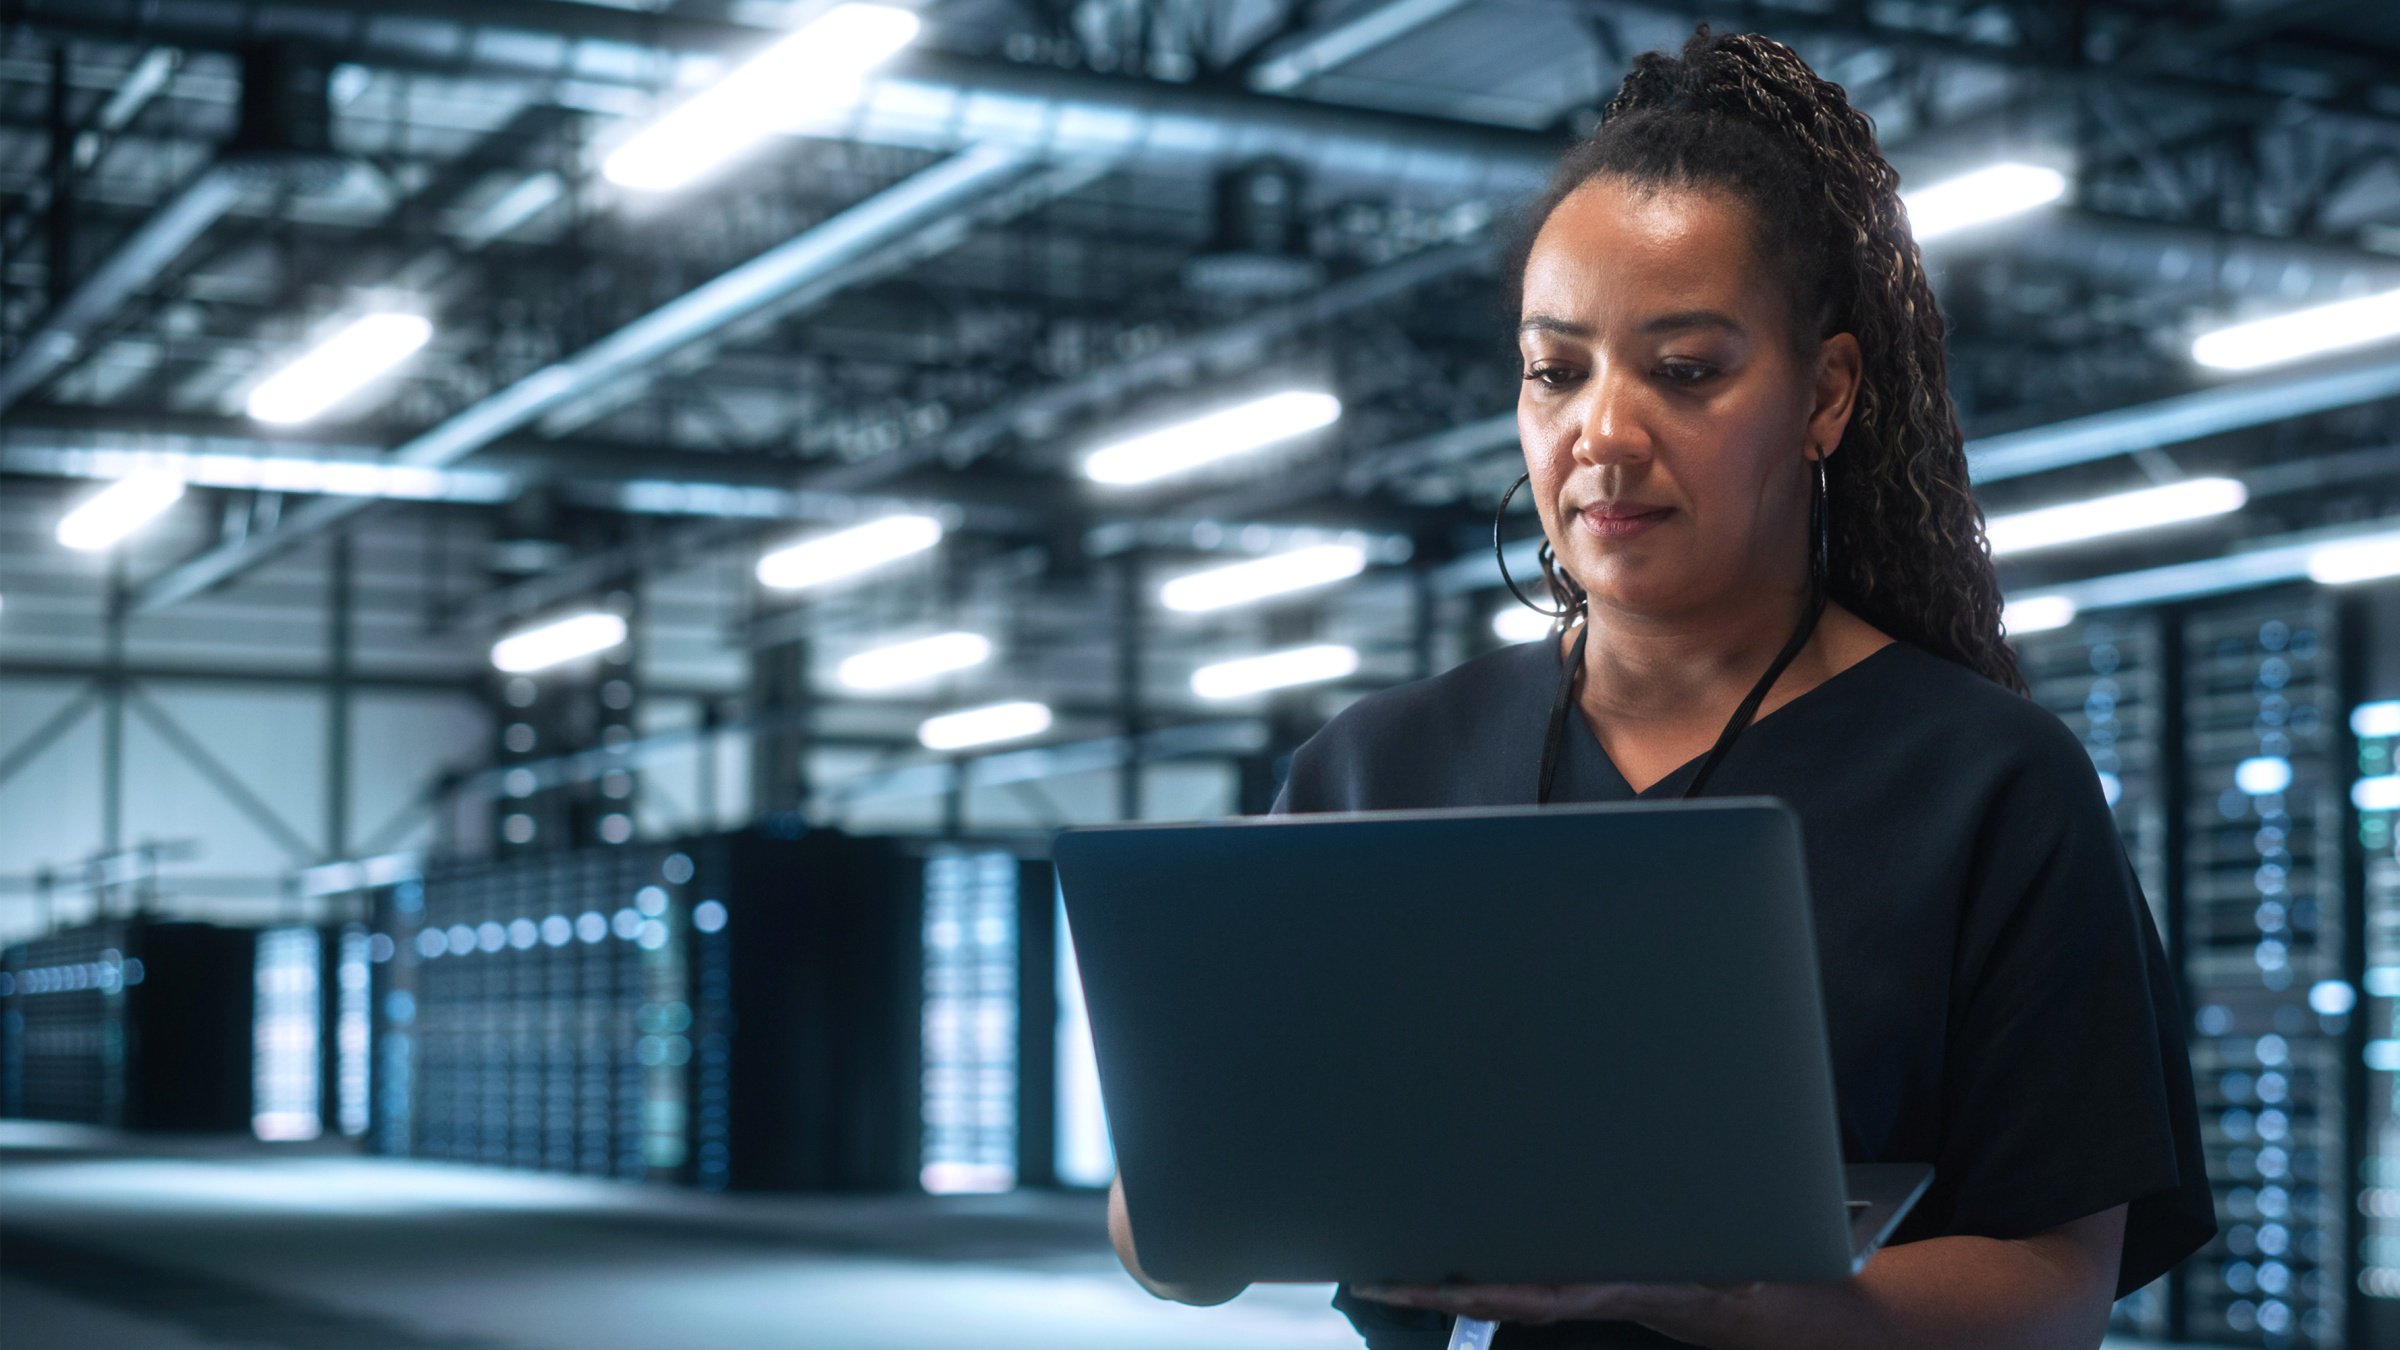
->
1572;367;1650;467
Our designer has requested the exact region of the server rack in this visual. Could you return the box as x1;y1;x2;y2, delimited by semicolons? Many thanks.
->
251;923;377;1142
373;826;924;1191
2179;591;2356;1348
0;917;255;1131
917;849;1057;1194
2351;695;2399;1348
2015;614;2177;1339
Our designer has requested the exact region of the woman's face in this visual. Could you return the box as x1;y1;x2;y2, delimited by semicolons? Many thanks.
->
1516;177;1858;620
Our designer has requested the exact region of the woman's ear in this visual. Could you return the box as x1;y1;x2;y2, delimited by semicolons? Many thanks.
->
1809;332;1863;459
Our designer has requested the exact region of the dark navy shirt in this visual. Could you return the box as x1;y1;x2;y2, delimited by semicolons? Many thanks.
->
1269;634;2216;1349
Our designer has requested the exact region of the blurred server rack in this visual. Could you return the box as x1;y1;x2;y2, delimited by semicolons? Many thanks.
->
2179;591;2361;1348
251;923;376;1142
0;917;255;1131
2353;694;2398;1348
917;848;1057;1195
2015;613;2177;1338
373;826;928;1191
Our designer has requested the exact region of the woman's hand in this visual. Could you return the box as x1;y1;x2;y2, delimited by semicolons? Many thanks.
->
1351;1279;1762;1337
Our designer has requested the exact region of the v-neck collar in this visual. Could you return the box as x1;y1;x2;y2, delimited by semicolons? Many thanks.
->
1547;635;1906;800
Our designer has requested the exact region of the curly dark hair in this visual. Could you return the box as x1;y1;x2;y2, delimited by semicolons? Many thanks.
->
1500;24;2024;694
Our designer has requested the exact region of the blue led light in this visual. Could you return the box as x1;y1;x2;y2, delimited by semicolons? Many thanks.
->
692;900;727;933
2356;701;2400;739
2308;980;2356;1017
2235;755;2292;796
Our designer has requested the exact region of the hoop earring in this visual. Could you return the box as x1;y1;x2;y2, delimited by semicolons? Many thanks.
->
1494;473;1576;619
1809;455;1830;593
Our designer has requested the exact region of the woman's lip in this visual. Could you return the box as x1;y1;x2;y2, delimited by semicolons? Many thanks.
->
1576;505;1672;539
1578;505;1672;521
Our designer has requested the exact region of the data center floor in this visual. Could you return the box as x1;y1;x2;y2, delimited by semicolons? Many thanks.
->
0;1124;2203;1350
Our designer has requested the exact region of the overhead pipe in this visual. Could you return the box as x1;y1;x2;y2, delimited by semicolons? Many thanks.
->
15;0;1558;199
1966;348;2400;484
130;144;1051;612
0;165;245;412
19;0;2396;282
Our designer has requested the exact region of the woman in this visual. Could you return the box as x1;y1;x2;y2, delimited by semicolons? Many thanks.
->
1107;25;2216;1350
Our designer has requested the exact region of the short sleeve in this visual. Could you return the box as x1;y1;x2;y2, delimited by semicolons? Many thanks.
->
1927;732;2216;1295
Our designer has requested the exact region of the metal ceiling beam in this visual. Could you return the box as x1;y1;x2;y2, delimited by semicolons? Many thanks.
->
1967;208;2400;304
25;0;2396;128
1247;0;1479;93
813;235;1497;494
443;232;1497;632
0;163;244;412
126;144;1049;612
1966;348;2400;484
1617;0;2400;131
12;0;1562;197
2022;515;2400;612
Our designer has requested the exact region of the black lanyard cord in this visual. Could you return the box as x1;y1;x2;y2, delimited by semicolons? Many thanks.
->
1536;586;1828;805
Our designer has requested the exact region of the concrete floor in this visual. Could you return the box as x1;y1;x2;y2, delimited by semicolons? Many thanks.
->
0;1123;2209;1350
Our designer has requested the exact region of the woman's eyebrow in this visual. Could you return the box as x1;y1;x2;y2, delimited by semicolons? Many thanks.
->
1517;310;1745;339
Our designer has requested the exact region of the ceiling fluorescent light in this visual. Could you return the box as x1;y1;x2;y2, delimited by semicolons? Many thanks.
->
1985;477;2247;557
757;514;942;591
1192;644;1359;700
1082;390;1343;486
1160;543;1366;612
1491;607;1555;642
247;313;434;425
492;612;628;673
2000;594;2077;636
837;631;993;691
56;469;185;551
2193;285;2400;372
1900;163;2066;241
2305;530;2400;586
918;700;1052;751
604;4;921;193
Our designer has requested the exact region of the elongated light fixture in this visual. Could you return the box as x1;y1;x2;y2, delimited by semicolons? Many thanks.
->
838;631;992;691
604;4;921;193
757;514;942;591
1491;607;1554;642
57;469;185;551
2305;530;2400;586
2000;594;2077;636
1192;644;1359;700
919;700;1052;751
492;612;627;673
1900;163;2066;241
247;313;434;425
1083;390;1343;486
2194;285;2400;372
1160;543;1366;612
1984;477;2246;558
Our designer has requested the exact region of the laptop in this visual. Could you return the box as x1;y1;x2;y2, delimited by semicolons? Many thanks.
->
1052;798;1931;1288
